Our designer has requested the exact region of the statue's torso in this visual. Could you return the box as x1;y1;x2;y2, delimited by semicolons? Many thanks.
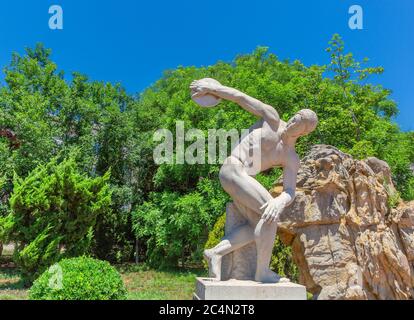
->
230;119;297;175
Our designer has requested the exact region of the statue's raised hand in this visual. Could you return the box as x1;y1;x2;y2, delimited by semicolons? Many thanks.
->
190;78;221;98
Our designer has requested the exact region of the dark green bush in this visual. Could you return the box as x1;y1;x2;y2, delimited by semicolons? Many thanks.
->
29;257;127;300
5;154;112;284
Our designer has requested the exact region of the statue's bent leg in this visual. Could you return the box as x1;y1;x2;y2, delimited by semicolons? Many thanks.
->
219;159;272;215
216;156;286;283
204;223;254;280
254;219;289;283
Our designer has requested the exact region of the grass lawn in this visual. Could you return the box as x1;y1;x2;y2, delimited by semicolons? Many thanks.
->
119;264;206;300
0;252;206;300
0;263;28;300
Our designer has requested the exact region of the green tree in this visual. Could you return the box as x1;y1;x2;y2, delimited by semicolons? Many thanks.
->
132;169;228;267
4;154;111;283
0;44;140;262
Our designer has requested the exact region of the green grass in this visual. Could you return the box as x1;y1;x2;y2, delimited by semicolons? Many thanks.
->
0;255;206;300
119;264;206;300
0;257;28;300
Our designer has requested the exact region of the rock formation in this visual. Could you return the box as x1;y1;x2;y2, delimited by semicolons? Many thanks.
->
273;145;414;300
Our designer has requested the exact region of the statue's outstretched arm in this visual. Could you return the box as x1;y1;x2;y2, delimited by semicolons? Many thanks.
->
191;79;280;129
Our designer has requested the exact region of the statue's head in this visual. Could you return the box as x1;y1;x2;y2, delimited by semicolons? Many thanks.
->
285;109;318;138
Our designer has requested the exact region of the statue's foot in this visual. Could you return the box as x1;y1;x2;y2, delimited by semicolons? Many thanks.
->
255;269;290;284
204;249;222;280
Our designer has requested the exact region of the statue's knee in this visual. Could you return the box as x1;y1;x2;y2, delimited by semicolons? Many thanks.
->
219;165;233;188
254;226;263;241
254;222;277;242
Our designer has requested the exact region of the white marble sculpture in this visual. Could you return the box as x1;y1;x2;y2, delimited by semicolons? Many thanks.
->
190;78;318;283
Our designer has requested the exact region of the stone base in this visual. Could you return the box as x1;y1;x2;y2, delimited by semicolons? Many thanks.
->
194;278;307;300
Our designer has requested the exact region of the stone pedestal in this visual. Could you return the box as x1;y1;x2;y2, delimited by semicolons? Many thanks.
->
194;278;307;300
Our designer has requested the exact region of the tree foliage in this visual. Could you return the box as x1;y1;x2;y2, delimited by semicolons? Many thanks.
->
4;154;111;283
0;44;140;262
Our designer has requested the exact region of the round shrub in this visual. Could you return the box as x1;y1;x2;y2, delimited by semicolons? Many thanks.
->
29;257;127;300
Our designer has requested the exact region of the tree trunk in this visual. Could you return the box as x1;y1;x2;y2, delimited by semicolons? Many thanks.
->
181;243;185;269
135;239;139;264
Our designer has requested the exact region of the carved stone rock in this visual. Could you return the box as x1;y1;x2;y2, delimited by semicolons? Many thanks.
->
274;145;414;300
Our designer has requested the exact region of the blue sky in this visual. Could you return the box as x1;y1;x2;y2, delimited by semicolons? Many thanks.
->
0;0;412;131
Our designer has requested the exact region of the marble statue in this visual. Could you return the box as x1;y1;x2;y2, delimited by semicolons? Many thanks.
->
190;78;318;283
